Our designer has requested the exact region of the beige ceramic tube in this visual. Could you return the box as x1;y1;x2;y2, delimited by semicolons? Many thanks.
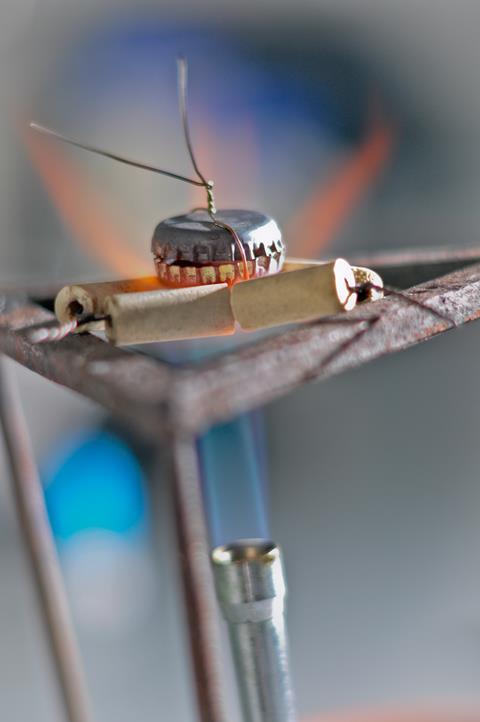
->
282;257;325;272
283;259;383;301
230;258;357;331
54;259;371;345
55;277;162;331
102;260;359;345
104;284;234;345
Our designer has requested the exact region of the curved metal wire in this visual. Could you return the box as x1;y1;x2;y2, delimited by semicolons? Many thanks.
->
29;123;205;188
30;56;251;282
177;56;249;280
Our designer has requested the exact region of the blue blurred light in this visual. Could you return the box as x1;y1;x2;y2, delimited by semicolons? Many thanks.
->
198;412;269;547
42;430;147;541
57;20;340;183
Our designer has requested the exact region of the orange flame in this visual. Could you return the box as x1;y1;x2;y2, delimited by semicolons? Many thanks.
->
287;110;394;257
190;116;259;210
24;101;393;280
188;118;259;282
23;125;152;277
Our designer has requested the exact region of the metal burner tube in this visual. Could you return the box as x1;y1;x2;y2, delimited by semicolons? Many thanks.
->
212;540;296;722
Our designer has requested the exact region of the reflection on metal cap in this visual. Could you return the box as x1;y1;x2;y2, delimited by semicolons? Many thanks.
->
151;209;285;264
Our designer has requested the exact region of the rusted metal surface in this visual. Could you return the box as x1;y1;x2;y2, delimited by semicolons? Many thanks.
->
0;359;95;722
353;243;480;269
354;245;480;288
1;256;480;437
169;435;230;722
0;245;479;299
1;249;480;722
0;294;174;439
171;262;480;432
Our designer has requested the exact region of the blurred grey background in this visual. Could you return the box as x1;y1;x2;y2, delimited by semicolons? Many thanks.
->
1;1;480;721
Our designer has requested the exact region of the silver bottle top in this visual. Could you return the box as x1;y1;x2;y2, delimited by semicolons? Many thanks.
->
151;208;284;265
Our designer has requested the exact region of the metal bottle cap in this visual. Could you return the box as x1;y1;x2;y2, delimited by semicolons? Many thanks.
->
151;208;285;265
